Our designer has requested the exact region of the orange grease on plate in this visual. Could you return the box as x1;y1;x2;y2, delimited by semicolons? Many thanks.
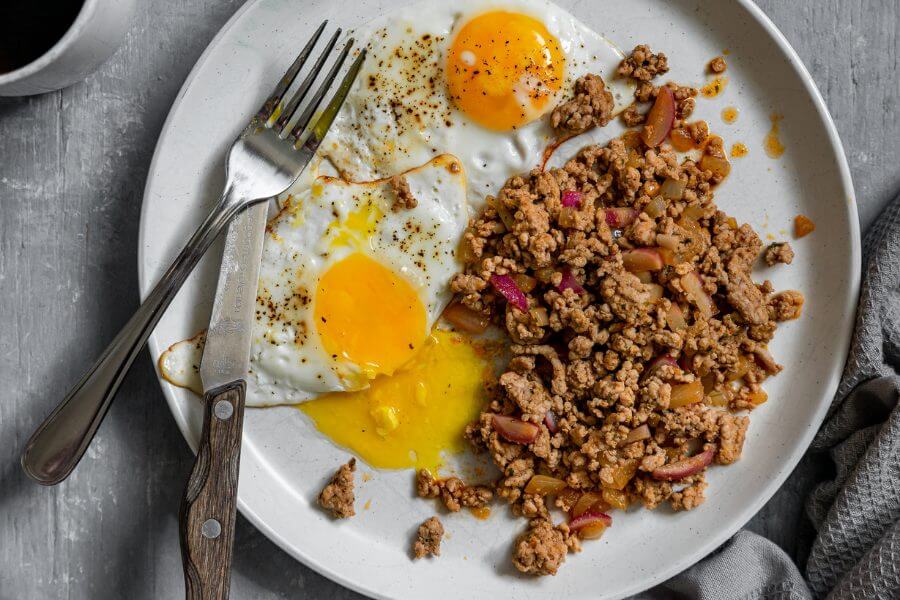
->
764;114;786;158
721;106;739;123
701;77;727;98
730;142;748;158
470;506;491;520
364;499;372;510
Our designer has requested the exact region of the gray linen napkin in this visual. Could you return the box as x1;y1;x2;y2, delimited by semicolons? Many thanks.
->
639;195;900;600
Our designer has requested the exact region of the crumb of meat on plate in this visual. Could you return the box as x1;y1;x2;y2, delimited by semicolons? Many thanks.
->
318;458;356;519
708;56;727;74
416;468;493;512
413;516;445;559
764;242;794;266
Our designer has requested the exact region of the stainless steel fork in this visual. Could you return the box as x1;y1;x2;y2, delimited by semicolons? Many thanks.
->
22;22;366;486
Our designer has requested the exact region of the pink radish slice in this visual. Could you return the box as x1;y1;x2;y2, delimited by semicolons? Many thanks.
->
561;190;582;207
544;410;559;433
491;414;539;444
641;87;675;147
557;269;586;294
652;448;715;481
605;208;639;228
490;274;528;312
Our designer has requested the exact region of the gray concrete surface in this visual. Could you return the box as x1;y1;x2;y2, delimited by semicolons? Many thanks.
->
1;1;897;598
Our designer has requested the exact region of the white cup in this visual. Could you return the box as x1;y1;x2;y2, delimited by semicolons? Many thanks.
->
0;0;136;97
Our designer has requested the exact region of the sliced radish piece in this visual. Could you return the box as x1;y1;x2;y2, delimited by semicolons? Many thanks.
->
570;511;613;539
442;302;489;334
557;269;586;294
561;190;583;207
544;410;559;433
605;207;639;228
524;475;568;495
641;86;676;147
491;414;539;444
622;248;664;272
644;355;677;380
652;448;715;481
490;274;529;312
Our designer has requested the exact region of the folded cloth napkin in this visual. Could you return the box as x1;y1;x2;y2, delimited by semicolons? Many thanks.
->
639;194;900;600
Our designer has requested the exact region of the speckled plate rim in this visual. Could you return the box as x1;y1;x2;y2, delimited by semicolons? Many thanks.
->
138;0;861;598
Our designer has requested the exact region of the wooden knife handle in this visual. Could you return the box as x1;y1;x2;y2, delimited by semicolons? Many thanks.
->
179;381;246;600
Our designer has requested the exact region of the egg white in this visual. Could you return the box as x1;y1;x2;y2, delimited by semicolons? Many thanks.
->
321;0;634;212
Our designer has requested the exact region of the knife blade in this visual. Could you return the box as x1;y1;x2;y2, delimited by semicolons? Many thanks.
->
199;199;267;394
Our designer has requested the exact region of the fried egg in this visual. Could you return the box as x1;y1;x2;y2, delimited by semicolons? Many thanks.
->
161;154;468;406
323;0;634;209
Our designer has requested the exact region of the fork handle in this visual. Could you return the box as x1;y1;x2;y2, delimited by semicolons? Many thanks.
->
21;188;248;485
179;380;246;600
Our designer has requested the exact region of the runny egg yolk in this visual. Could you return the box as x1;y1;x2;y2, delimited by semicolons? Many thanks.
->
446;11;565;131
299;330;488;471
314;252;426;380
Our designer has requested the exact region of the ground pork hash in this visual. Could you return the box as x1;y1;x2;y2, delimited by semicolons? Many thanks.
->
421;45;804;575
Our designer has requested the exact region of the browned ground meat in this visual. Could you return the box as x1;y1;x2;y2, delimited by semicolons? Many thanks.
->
551;74;615;136
447;62;803;573
415;469;493;512
709;56;727;74
764;242;794;265
318;458;356;519
389;175;417;210
511;518;576;576
621;105;646;126
618;44;669;82
413;516;444;559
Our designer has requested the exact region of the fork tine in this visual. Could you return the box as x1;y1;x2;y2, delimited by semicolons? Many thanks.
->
273;28;342;135
255;20;327;124
288;41;362;147
293;48;367;153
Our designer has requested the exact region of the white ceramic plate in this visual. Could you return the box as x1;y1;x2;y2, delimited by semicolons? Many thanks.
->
139;1;860;598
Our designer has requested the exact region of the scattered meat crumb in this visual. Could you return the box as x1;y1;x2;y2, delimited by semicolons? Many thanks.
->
318;458;356;519
551;74;615;136
413;516;444;559
389;175;417;211
764;242;794;266
708;56;727;74
618;44;669;82
416;469;493;512
512;518;572;576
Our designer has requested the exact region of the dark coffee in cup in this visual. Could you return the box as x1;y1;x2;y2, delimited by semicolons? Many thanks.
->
0;2;86;74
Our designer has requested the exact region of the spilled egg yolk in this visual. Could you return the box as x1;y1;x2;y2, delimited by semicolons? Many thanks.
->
299;330;488;471
446;11;565;131
314;252;426;380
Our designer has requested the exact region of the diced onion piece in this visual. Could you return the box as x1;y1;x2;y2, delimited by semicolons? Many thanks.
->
681;272;715;317
669;380;704;408
530;307;549;326
706;388;732;407
571;491;604;518
513;273;537;293
666;303;688;331
622;248;664;272
557;269;586;294
621;130;643;149
656;233;679;251
795;214;815;238
544;410;559;433
570;511;612;539
557;487;581;510
561;190;583;207
535;267;555;283
747;389;768;406
652;448;715;481
668;127;694;152
635;270;652;284
625;424;651;444
644;195;666;218
601;488;629;511
682;205;706;220
558;206;577;228
491;414;539;444
642;86;676;147
660;177;686;200
605;207;639;228
490;274;529;312
604;459;639;491
442;302;489;334
493;200;516;230
699;153;731;178
645;283;665;300
525;475;568;496
725;355;753;381
644;355;678;380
